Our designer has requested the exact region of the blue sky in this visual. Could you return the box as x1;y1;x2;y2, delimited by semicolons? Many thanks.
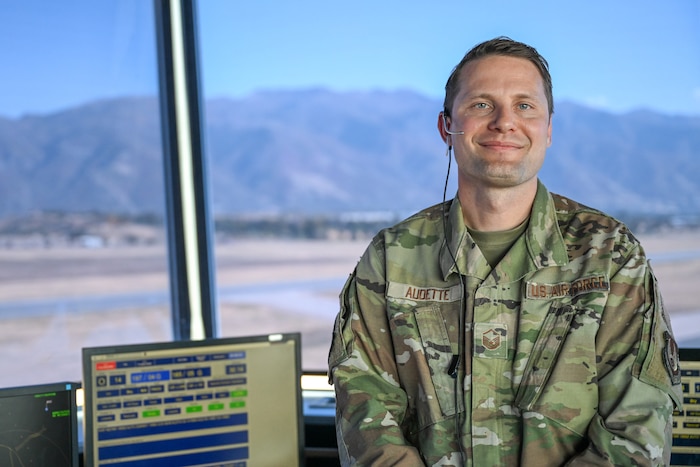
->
2;0;699;118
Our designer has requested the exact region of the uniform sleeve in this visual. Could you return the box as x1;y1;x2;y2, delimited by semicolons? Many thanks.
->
566;249;683;466
328;241;425;466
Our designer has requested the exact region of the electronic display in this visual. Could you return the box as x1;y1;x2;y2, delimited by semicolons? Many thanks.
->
672;348;700;466
82;333;303;467
0;381;80;466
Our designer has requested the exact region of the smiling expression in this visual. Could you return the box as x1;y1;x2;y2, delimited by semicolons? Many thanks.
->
441;54;553;191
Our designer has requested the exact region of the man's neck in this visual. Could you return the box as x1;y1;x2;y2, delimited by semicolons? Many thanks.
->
457;180;537;232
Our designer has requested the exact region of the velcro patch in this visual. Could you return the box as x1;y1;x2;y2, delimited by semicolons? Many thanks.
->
663;331;681;385
474;323;508;359
387;282;462;303
525;274;610;300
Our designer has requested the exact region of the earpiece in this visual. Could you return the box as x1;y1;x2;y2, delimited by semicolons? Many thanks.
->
442;113;464;136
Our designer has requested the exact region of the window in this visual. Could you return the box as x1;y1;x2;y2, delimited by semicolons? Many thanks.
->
0;1;169;386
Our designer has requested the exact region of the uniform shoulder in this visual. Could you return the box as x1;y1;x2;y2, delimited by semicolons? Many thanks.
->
370;200;449;249
550;191;642;251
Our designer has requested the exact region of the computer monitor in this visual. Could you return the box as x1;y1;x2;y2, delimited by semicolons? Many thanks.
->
82;333;304;467
0;381;80;466
672;348;700;466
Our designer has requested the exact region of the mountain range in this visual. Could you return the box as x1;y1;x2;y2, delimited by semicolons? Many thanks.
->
1;89;699;219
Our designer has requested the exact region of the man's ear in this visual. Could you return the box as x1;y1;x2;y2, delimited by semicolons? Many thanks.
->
438;111;450;145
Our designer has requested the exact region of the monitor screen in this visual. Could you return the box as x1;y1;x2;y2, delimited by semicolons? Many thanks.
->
672;348;700;466
0;381;80;466
82;333;304;467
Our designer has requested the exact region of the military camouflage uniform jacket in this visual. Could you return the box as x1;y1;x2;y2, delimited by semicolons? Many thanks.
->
329;181;683;466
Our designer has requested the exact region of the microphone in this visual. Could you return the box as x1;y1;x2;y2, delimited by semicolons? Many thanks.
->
447;355;460;377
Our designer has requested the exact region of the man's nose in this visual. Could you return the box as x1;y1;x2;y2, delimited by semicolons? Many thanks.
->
488;106;516;132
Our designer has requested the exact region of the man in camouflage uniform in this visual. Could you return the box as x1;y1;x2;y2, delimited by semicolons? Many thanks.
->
328;37;683;466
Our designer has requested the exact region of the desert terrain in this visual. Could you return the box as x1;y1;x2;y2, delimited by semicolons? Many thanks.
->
0;232;698;387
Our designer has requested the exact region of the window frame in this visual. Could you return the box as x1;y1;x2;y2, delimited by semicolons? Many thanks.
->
154;0;218;341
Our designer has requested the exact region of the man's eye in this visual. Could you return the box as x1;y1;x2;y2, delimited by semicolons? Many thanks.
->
474;103;489;109
518;103;532;110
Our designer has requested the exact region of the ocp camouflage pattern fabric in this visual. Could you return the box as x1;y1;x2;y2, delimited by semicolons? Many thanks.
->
329;180;683;466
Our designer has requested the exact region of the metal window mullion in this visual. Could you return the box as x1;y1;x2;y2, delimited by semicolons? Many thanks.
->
154;0;218;341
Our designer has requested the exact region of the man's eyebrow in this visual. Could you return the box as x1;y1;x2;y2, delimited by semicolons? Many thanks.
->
463;91;543;101
512;92;541;100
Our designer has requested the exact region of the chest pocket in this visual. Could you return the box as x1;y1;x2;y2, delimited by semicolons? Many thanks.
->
514;304;578;411
414;305;457;416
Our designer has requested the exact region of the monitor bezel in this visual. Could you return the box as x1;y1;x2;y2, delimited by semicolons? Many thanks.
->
679;347;700;362
81;333;304;467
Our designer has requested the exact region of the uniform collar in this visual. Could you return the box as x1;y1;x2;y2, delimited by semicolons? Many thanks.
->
525;180;569;269
439;180;569;280
439;196;470;280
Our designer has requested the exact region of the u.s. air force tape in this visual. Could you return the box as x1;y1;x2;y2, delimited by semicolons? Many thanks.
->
525;274;610;300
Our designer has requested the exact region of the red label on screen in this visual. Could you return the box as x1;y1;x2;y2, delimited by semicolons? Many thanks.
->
96;361;117;371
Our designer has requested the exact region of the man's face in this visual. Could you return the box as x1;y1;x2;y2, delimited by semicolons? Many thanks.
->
441;55;552;191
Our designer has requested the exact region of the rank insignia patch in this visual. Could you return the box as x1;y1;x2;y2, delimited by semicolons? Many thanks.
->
482;329;501;350
474;323;508;359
